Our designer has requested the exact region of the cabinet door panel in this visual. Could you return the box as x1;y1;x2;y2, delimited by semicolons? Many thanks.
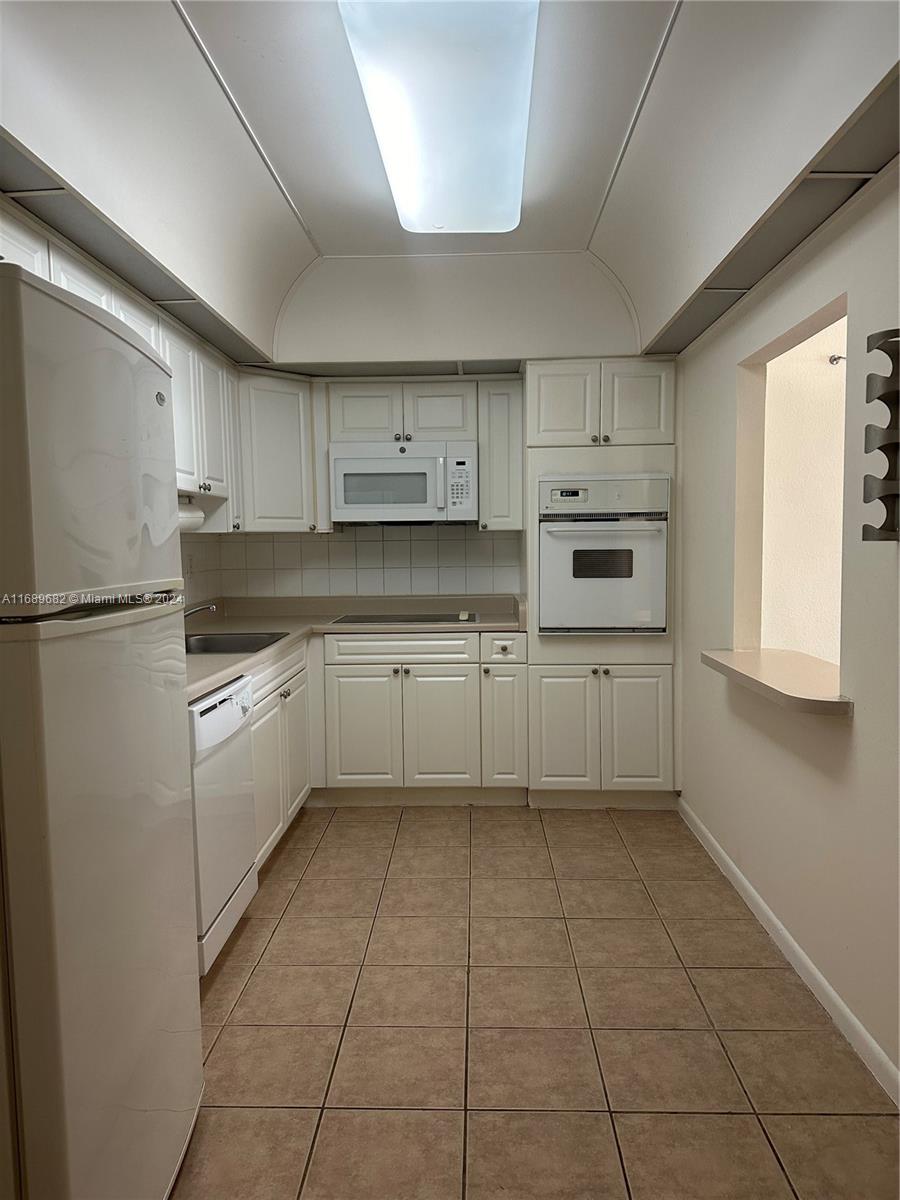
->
49;246;115;312
478;381;523;530
226;370;242;531
481;665;528;787
240;376;315;530
328;382;402;442
284;670;311;821
600;666;673;790
325;666;403;787
197;352;229;497
403;664;481;786
599;360;675;445
112;291;159;351
528;666;601;790
0;214;49;276
402;382;477;440
159;323;201;493
251;690;284;866
526;361;601;446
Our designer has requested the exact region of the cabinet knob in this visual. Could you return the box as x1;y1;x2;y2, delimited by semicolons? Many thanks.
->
591;434;600;443
591;667;599;675
232;521;241;531
309;523;317;532
155;391;167;407
392;667;400;675
483;666;490;675
404;433;412;441
394;432;402;441
602;434;611;443
480;522;488;530
403;667;411;675
280;687;291;699
499;645;509;653
602;668;610;675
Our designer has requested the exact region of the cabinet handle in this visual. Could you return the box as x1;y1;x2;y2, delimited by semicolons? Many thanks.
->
480;522;488;530
392;667;400;675
309;523;317;532
232;520;241;531
155;391;167;407
602;434;611;443
280;688;291;699
602;668;610;675
591;667;599;675
591;434;599;443
403;667;411;675
394;432;402;441
404;433;412;441
483;666;490;675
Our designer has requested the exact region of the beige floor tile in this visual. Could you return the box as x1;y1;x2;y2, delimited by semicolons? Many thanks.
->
203;1025;340;1106
388;845;470;877
285;878;383;917
281;813;332;848
468;1029;606;1110
763;1115;900;1199
666;920;785;967
644;878;750;919
349;965;467;1026
244;879;297;920
470;878;562;917
616;825;702;852
691;968;831;1029
260;917;372;965
472;807;540;823
629;844;720;880
614;1113;793;1200
199;959;253;1025
230;965;357;1025
327;1026;466;1108
609;810;684;834
470;918;573;966
172;1107;317;1200
580;967;709;1029
470;846;554;878
471;822;547;848
331;805;402;820
558;879;655;918
567;919;679;967
316;823;397;848
549;845;638;879
304;845;391;879
722;1030;898;1113
469;967;587;1028
378;877;469;916
466;1111;627;1200
393;824;471;848
595;1029;749;1112
366;916;469;965
541;811;621;847
216;918;278;968
201;1025;222;1062
260;843;315;882
302;1109;463;1200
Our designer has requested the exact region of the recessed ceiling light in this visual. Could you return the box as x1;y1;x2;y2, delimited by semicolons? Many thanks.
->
338;0;539;234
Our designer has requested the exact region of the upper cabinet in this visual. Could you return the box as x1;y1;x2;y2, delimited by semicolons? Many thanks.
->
160;322;202;493
49;246;115;312
328;382;404;442
112;291;159;352
402;382;477;440
327;380;477;442
477;380;523;531
239;374;315;531
526;358;675;446
196;351;229;498
0;213;50;277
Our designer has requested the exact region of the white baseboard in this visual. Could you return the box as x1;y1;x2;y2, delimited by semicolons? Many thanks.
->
679;798;900;1105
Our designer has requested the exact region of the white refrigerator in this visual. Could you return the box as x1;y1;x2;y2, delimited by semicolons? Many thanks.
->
0;264;203;1199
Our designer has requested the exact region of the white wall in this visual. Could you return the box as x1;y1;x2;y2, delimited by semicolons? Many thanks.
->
761;319;846;663
275;252;639;363
677;170;899;1085
0;0;316;356
591;1;899;348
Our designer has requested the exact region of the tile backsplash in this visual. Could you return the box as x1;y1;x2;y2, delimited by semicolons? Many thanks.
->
182;526;523;601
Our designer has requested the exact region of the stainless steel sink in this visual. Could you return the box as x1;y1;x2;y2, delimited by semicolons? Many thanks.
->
185;632;288;655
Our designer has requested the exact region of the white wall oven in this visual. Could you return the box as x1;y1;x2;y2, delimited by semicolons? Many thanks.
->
330;440;478;522
539;475;670;633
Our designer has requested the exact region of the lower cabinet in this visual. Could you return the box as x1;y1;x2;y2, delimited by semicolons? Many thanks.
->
251;667;310;866
528;666;602;790
481;664;528;787
325;665;404;787
403;665;481;786
600;665;674;790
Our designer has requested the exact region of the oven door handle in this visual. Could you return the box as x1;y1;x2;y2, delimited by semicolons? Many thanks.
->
436;457;446;510
541;522;665;535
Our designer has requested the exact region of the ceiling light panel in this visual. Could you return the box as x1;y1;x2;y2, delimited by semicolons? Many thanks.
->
338;0;539;233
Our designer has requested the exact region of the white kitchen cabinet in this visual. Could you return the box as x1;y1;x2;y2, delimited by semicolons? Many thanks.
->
196;350;229;498
402;664;481;786
0;213;49;277
283;670;311;822
481;663;528;787
477;380;523;530
49;246;115;312
328;382;403;442
112;290;159;351
600;665;673;790
160;322;202;493
251;688;284;865
528;665;601;790
239;374;315;531
402;382;478;440
600;360;675;445
526;360;601;446
226;369;243;531
325;665;403;787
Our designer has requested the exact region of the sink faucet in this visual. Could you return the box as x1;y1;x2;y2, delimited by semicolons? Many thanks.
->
184;602;217;620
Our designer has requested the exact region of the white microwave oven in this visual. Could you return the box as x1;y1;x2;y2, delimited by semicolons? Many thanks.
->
330;441;478;523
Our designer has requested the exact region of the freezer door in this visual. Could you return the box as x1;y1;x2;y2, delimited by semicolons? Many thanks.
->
0;605;202;1199
0;269;181;613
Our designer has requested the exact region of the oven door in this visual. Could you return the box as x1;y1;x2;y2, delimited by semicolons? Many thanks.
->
539;520;668;632
330;443;447;522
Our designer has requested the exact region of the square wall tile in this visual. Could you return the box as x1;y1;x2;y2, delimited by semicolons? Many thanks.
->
411;568;439;594
273;542;301;569
383;524;411;540
411;523;438;540
438;540;467;566
493;565;521;592
356;542;383;568
411;540;438;566
383;541;411;568
466;537;493;565
301;540;329;568
220;569;247;597
274;569;302;596
467;567;494;592
357;569;385;595
302;569;330;596
329;569;357;595
219;540;246;569
245;541;274;569
329;541;356;568
385;568;413;594
438;523;465;539
246;570;275;597
439;567;467;594
355;524;383;540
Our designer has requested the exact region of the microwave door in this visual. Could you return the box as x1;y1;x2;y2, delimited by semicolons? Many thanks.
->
331;454;443;522
539;521;668;631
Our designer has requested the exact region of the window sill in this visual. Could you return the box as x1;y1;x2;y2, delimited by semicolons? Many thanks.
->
700;649;853;716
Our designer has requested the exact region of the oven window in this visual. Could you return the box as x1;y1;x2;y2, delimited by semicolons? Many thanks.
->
572;549;634;578
343;471;428;506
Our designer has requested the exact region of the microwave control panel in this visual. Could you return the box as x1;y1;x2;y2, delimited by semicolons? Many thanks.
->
446;442;478;519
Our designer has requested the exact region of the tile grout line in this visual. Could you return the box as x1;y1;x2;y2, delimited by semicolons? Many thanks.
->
607;811;802;1200
292;809;402;1200
539;810;635;1200
461;806;473;1200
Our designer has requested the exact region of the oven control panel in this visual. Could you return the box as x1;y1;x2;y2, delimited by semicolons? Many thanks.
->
539;474;670;516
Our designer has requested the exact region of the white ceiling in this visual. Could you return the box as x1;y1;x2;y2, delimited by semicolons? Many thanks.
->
183;0;675;257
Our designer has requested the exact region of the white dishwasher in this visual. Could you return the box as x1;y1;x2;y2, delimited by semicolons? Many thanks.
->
189;675;258;974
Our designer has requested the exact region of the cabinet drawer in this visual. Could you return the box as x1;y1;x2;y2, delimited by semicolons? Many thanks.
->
325;634;479;665
480;633;527;663
252;642;308;703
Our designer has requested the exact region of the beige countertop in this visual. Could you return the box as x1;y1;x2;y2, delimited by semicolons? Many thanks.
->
185;594;525;702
